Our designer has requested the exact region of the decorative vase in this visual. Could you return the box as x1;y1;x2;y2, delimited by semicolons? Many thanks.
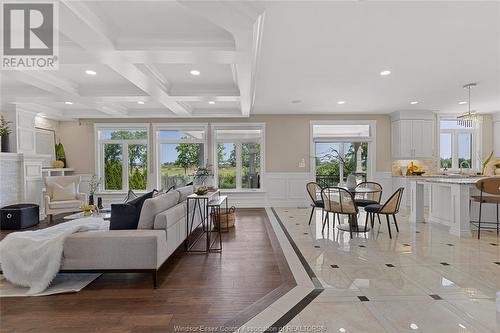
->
88;195;94;206
346;174;357;190
1;135;9;152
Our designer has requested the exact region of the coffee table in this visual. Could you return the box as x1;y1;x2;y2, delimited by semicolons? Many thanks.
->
64;209;111;220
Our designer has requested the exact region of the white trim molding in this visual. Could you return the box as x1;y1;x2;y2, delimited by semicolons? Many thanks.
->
309;120;377;183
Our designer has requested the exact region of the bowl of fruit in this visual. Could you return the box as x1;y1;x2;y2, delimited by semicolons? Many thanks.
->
195;186;208;195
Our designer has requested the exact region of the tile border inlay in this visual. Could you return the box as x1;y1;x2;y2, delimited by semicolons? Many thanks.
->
237;208;324;332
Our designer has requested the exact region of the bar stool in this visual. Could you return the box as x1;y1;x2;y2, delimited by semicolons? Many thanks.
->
470;177;500;239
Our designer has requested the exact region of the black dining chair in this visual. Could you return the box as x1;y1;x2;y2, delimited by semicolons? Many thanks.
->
354;181;383;207
364;187;404;239
306;182;324;225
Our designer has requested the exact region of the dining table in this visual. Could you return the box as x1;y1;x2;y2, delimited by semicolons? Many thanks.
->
320;186;383;233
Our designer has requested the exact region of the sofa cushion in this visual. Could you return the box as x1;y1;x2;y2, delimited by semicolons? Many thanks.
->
110;203;140;230
48;199;82;209
154;202;186;230
62;230;168;270
153;185;175;198
137;191;180;229
51;182;77;201
175;185;194;203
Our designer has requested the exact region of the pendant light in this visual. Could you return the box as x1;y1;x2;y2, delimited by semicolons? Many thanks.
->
456;83;481;127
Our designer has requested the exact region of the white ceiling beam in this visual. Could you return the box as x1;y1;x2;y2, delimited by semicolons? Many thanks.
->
7;95;240;104
6;71;128;117
178;1;265;117
102;50;243;65
59;46;242;65
60;0;192;117
5;71;79;96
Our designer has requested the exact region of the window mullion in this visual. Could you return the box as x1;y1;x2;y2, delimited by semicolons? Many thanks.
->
123;143;129;192
236;143;242;189
339;143;345;182
452;133;458;169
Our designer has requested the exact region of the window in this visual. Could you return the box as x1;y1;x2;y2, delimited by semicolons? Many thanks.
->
96;126;149;192
311;122;374;188
213;125;264;190
439;119;476;170
155;126;207;189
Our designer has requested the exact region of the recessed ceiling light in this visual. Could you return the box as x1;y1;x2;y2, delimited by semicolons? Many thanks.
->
410;101;419;105
65;101;73;105
208;101;215;105
410;323;419;330
291;100;302;104
458;101;467;105
137;101;145;105
190;70;201;76
337;101;346;105
380;70;391;76
85;69;97;76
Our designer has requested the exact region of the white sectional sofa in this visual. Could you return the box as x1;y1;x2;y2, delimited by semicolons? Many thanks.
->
60;185;200;287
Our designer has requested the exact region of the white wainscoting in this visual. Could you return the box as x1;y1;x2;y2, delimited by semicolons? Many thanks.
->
265;172;311;207
0;153;23;207
76;171;393;209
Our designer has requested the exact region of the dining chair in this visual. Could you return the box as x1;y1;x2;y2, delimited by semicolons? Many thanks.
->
354;181;383;207
306;182;324;225
364;187;404;239
321;187;359;238
470;177;500;239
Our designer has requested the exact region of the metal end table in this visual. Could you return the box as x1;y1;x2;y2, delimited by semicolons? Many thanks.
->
185;190;227;253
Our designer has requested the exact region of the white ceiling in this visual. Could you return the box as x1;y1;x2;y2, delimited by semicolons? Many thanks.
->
253;1;500;115
1;1;499;120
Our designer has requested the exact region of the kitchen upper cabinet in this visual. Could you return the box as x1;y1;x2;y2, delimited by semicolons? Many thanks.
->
391;111;435;159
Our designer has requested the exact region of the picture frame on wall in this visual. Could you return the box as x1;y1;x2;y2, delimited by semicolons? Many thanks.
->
35;127;56;167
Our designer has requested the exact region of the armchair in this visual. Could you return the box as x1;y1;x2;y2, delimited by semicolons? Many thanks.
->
44;176;87;222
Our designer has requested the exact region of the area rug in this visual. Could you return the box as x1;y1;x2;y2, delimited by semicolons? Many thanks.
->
0;273;101;297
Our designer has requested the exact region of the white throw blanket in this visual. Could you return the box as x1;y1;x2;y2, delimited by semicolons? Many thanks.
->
0;217;108;295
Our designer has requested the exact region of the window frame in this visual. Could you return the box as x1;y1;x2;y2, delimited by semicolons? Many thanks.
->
152;123;208;190
211;123;266;192
310;120;376;182
437;116;478;171
95;123;150;193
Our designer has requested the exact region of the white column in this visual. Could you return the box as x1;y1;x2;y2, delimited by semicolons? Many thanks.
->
409;180;425;223
449;183;472;238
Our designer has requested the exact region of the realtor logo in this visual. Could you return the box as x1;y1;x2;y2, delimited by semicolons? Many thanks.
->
1;2;59;70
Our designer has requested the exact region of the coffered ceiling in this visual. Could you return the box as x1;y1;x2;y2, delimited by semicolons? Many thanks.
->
1;1;499;120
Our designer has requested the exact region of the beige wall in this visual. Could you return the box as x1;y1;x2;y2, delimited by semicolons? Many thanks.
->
58;121;95;173
58;114;392;174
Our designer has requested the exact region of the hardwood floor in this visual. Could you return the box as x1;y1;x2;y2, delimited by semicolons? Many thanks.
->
0;208;294;333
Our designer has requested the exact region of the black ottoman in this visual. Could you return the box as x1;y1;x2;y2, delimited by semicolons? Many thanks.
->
0;204;40;230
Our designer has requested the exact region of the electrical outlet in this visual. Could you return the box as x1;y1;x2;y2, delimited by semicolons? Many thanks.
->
299;158;305;168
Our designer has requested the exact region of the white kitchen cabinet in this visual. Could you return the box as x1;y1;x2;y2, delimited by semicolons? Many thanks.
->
391;111;435;159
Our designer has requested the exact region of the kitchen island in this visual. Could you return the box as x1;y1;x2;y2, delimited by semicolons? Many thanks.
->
409;176;499;237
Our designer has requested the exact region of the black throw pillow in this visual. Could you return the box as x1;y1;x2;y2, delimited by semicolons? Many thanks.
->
127;190;154;213
109;204;140;230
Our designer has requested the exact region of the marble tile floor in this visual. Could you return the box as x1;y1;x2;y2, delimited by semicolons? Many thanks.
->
269;207;500;333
